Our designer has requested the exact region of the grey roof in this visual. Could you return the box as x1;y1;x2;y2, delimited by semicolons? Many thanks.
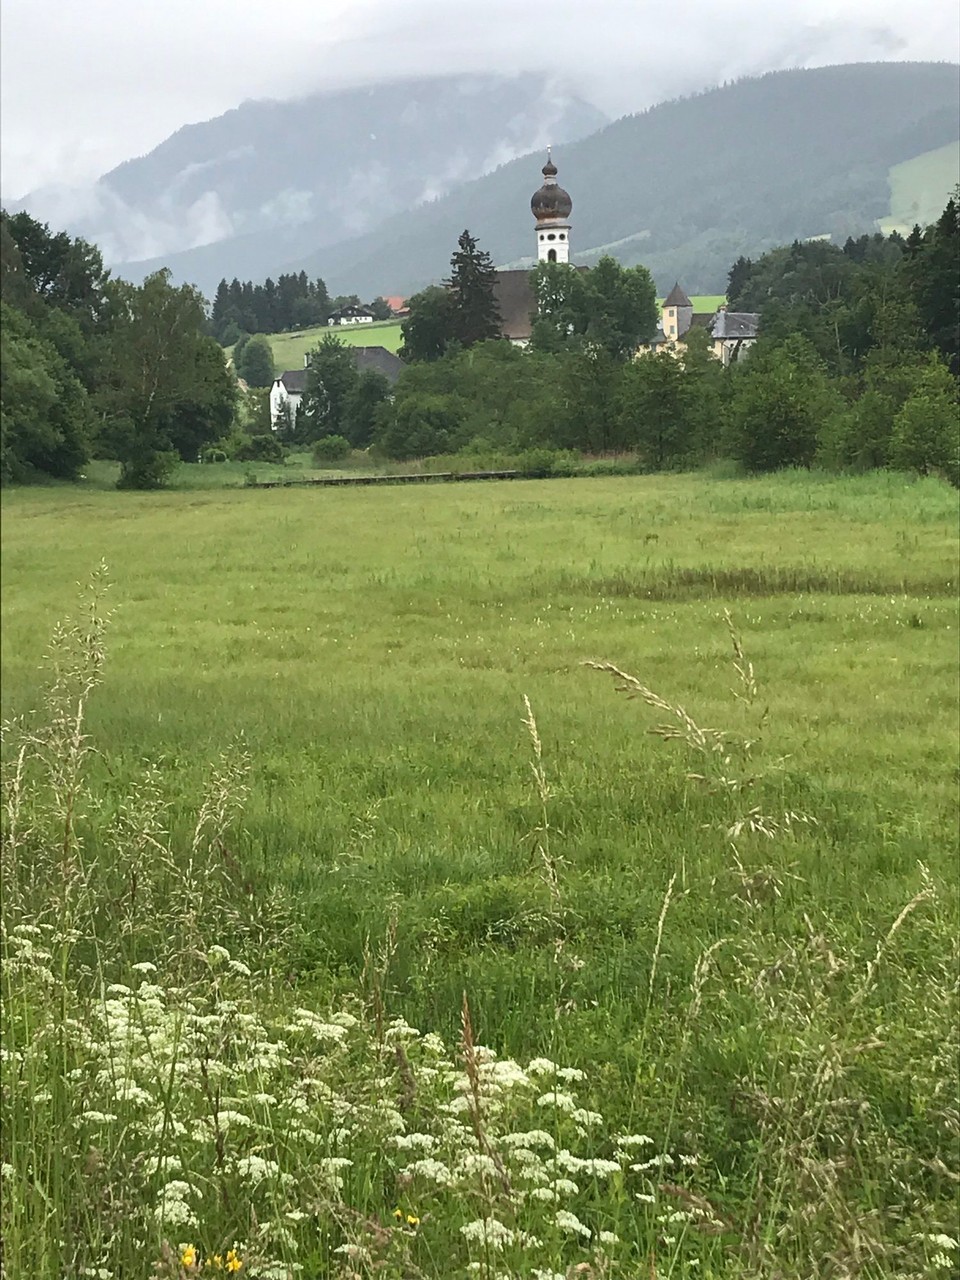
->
330;305;375;319
277;369;307;393
663;282;692;308
711;310;760;340
350;345;405;386
279;345;405;393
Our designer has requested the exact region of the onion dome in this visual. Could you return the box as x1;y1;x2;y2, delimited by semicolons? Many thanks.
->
531;150;572;222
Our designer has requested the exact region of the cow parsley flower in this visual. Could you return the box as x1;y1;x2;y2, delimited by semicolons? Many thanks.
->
536;1090;577;1112
501;1129;556;1150
156;1180;197;1229
616;1133;654;1147
460;1217;514;1250
555;1209;591;1238
402;1158;455;1186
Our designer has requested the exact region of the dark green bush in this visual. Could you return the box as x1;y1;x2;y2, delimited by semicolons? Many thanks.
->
237;434;284;463
312;435;352;464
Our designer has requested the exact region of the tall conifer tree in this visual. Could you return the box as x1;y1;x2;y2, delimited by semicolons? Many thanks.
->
446;230;502;348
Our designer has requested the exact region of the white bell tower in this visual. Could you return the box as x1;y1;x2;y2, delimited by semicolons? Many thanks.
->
531;148;573;264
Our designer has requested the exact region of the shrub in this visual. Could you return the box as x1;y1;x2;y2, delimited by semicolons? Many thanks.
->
312;435;352;464
116;450;178;490
202;447;228;464
517;448;577;478
236;434;284;463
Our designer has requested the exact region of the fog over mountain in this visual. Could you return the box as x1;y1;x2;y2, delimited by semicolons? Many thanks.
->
4;76;606;267
3;0;957;201
109;63;960;300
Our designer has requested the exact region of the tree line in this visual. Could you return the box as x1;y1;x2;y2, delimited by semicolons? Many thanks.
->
209;273;392;346
364;206;957;478
1;211;235;488
3;193;957;489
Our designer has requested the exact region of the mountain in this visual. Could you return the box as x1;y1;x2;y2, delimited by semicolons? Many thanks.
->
4;74;606;283
110;61;958;300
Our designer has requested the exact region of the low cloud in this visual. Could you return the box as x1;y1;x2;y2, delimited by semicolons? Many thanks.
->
2;0;956;198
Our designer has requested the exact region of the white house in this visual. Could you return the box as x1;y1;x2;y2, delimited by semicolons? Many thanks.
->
269;367;308;427
269;346;405;429
328;305;375;326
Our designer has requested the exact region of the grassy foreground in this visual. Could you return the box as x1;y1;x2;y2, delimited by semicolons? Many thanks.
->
2;471;958;1279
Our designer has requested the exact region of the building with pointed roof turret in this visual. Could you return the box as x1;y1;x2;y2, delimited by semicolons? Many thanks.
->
649;282;760;365
661;282;694;340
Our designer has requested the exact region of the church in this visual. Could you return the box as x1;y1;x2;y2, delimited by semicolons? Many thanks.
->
495;152;759;362
493;150;586;345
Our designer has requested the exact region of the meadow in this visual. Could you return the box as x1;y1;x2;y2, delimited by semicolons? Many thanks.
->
879;141;960;237
265;319;404;372
2;470;958;1279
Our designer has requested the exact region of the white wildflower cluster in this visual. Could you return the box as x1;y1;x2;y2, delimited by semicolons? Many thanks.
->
925;1233;959;1269
156;1179;199;1229
460;1216;541;1251
4;931;695;1278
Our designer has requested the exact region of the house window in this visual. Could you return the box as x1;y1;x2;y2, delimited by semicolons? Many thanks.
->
547;233;556;241
558;233;566;240
548;249;557;262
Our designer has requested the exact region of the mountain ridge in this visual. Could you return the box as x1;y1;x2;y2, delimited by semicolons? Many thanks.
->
107;62;960;299
4;73;607;272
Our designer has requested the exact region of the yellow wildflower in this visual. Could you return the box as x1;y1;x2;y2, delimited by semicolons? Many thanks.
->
393;1207;403;1221
180;1244;198;1268
225;1249;242;1273
406;1214;420;1227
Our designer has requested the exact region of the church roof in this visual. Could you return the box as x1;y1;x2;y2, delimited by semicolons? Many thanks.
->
492;270;538;340
531;151;572;223
493;267;589;341
663;282;693;308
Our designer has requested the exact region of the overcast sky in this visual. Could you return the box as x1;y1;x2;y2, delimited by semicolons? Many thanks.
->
2;0;958;198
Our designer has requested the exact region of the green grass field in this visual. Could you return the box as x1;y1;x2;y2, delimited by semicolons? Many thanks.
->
880;141;960;236
265;318;404;372
2;470;958;1278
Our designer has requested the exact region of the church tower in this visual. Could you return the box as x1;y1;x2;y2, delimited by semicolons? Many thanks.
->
531;149;572;264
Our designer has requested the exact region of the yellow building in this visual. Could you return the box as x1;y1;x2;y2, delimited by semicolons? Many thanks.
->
650;282;760;365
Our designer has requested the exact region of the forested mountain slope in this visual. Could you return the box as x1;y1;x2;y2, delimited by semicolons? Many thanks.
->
287;62;958;298
8;75;604;282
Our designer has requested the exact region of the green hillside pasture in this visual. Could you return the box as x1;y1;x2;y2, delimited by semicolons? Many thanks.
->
880;140;960;235
248;299;729;378
267;317;403;372
687;293;725;312
2;470;958;1277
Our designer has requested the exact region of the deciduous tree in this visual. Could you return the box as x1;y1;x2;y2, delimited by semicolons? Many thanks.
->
299;335;359;440
99;270;220;488
400;286;457;363
237;334;275;388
